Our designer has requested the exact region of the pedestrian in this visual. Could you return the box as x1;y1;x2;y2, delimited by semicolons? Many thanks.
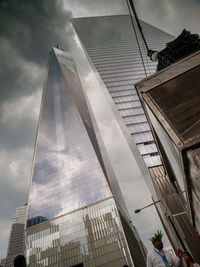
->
146;230;182;267
14;255;26;267
182;251;200;267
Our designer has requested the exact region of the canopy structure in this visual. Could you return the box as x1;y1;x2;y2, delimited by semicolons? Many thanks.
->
136;51;200;263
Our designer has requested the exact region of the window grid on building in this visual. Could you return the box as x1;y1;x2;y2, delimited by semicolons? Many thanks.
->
72;16;175;167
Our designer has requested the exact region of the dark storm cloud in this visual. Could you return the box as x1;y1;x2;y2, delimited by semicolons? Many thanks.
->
68;0;200;36
64;0;127;17
0;0;74;150
0;0;72;103
0;0;72;65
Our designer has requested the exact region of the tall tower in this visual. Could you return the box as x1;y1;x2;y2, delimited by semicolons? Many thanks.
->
71;14;182;246
5;205;27;267
72;14;173;177
71;14;199;255
25;48;147;267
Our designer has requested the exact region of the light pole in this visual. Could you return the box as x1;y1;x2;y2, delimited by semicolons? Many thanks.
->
135;200;161;213
135;197;177;251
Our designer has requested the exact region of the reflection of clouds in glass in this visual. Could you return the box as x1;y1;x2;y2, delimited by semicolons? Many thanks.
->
74;38;165;251
28;181;62;219
27;51;111;224
26;198;133;266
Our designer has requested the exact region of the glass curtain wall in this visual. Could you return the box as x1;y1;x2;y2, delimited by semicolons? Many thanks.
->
25;48;146;266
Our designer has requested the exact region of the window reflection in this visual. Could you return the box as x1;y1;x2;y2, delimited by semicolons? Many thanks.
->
27;51;111;226
72;15;170;170
26;198;133;267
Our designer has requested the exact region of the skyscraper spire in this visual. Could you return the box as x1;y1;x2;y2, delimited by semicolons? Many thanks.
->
25;47;147;266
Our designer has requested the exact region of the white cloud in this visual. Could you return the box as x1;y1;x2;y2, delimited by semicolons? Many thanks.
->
1;89;42;127
0;146;33;258
63;0;127;18
0;146;33;192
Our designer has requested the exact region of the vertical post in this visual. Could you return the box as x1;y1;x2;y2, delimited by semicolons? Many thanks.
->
152;197;177;252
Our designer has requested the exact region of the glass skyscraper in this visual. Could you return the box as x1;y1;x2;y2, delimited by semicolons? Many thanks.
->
72;14;173;173
72;14;200;260
26;12;196;266
27;50;111;224
25;48;147;266
71;14;178;240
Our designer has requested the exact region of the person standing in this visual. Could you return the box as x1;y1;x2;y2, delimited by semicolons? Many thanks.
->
147;230;182;267
182;251;200;267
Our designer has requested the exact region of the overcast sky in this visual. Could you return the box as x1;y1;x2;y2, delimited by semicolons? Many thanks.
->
0;0;200;260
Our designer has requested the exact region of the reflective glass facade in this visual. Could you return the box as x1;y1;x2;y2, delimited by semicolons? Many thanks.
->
26;198;136;267
26;47;146;266
72;15;188;254
27;50;111;225
72;15;173;168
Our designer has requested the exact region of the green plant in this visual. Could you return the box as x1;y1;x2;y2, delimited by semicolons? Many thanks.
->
149;230;164;243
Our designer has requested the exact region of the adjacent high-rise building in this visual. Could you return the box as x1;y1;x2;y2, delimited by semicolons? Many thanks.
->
71;14;200;261
25;47;147;267
5;205;27;267
0;258;6;267
72;15;173;169
71;13;175;236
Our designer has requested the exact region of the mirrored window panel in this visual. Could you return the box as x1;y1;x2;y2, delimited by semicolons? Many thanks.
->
72;15;172;169
26;198;133;267
27;51;111;227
